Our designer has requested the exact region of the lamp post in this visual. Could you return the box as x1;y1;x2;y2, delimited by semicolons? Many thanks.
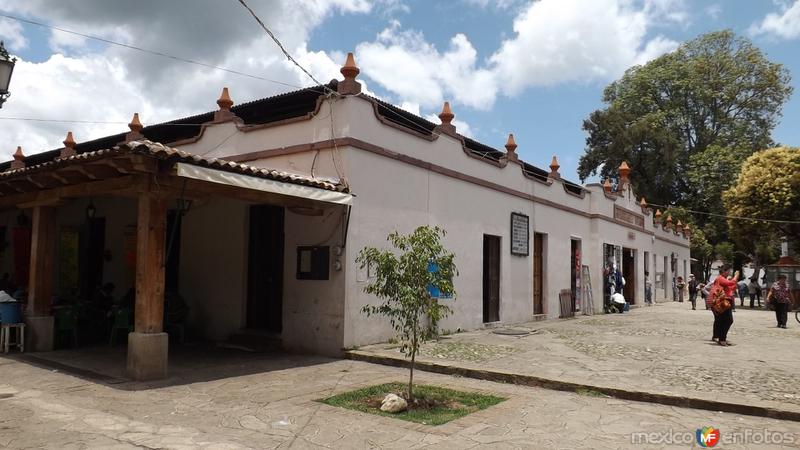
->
0;41;17;109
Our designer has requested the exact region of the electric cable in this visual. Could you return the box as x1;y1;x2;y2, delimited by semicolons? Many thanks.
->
647;201;800;225
0;12;303;89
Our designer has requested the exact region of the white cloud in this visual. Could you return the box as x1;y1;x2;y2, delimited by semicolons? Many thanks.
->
0;0;376;159
490;0;680;95
705;3;722;20
356;0;681;114
749;0;800;40
0;0;684;160
0;19;28;50
357;21;497;110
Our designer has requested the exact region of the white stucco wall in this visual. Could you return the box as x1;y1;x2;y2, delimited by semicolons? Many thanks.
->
179;197;248;341
282;205;347;356
164;91;691;351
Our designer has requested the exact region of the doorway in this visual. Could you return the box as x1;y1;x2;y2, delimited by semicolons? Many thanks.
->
246;205;285;332
570;239;581;312
79;217;105;300
533;233;544;315
482;234;500;323
622;247;635;304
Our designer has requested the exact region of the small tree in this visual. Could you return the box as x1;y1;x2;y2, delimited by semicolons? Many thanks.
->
357;226;457;402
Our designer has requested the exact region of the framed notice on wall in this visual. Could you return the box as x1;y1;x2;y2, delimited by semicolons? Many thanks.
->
510;212;529;256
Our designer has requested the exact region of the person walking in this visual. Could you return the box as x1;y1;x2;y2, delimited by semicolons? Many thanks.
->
688;274;698;310
768;274;792;328
645;271;653;306
676;276;686;303
711;264;739;347
748;277;761;308
737;278;748;308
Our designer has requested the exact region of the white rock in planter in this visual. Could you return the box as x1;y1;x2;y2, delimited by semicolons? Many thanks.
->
380;393;408;413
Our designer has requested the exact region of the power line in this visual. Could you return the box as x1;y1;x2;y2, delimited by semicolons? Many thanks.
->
0;12;303;89
648;201;800;225
235;0;335;95
0;116;209;126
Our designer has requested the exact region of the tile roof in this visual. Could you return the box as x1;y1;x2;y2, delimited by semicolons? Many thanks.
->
0;140;346;192
1;80;583;194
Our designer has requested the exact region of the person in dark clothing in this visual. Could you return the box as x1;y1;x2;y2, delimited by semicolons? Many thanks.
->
688;274;698;310
712;265;739;347
768;274;792;328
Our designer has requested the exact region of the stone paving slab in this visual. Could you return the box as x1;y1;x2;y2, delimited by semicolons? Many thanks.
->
1;353;800;449
350;302;800;420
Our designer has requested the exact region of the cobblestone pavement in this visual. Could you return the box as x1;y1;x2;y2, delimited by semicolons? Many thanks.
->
356;302;800;414
1;353;800;449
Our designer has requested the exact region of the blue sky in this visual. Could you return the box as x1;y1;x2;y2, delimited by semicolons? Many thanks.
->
1;0;799;182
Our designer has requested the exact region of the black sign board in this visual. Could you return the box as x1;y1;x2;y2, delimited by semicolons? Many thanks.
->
510;212;529;256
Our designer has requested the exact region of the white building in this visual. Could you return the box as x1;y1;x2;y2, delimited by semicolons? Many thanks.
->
0;54;690;379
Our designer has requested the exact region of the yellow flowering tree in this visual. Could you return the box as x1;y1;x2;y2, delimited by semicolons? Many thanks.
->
723;147;800;266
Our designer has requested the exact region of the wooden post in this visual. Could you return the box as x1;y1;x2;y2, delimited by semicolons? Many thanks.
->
134;194;167;332
127;192;169;380
28;206;56;316
26;206;56;351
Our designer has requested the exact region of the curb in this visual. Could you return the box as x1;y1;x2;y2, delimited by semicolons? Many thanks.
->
346;350;800;423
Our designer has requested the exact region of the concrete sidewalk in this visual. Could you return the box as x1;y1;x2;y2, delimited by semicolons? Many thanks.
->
348;302;800;420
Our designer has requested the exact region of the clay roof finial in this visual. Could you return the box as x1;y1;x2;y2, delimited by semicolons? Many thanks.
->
10;146;25;170
217;87;234;111
128;113;143;133
619;161;630;179
125;113;144;142
340;52;360;80
549;155;561;179
60;131;77;159
640;197;647;208
504;133;518;162
439;101;454;124
603;178;612;193
436;101;456;135
654;209;662;223
338;52;362;95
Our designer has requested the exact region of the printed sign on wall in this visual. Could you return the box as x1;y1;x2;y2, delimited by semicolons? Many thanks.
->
510;212;529;256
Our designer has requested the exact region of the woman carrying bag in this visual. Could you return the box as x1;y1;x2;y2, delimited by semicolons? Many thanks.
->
709;265;739;347
768;274;792;328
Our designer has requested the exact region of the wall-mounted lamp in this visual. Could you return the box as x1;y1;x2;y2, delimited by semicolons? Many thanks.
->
86;200;96;219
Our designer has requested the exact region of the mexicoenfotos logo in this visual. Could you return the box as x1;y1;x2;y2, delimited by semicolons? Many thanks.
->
696;426;720;447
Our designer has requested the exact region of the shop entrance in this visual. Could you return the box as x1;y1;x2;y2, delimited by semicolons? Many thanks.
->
483;234;501;323
623;247;636;304
246;205;285;332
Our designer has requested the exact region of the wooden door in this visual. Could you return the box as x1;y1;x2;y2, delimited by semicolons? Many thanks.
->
483;235;500;323
533;233;544;314
247;205;285;332
623;248;635;304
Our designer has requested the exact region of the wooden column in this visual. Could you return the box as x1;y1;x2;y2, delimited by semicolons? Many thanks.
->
134;193;167;333
26;205;56;351
27;206;56;316
128;192;169;381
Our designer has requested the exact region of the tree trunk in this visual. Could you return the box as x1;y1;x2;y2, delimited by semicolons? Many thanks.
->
409;328;417;403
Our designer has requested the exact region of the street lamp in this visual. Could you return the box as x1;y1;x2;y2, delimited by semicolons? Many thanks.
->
0;41;17;109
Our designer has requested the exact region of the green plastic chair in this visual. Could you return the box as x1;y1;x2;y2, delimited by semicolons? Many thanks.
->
109;307;133;345
55;307;78;348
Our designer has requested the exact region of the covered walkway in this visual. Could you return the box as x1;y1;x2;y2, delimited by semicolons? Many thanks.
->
0;136;350;380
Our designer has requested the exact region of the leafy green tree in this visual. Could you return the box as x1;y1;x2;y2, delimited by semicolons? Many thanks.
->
357;226;457;402
579;30;792;208
723;147;800;271
664;207;715;280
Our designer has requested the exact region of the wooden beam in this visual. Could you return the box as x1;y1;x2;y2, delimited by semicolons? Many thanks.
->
27;206;56;316
84;163;123;179
59;165;97;181
0;175;140;209
134;192;167;333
